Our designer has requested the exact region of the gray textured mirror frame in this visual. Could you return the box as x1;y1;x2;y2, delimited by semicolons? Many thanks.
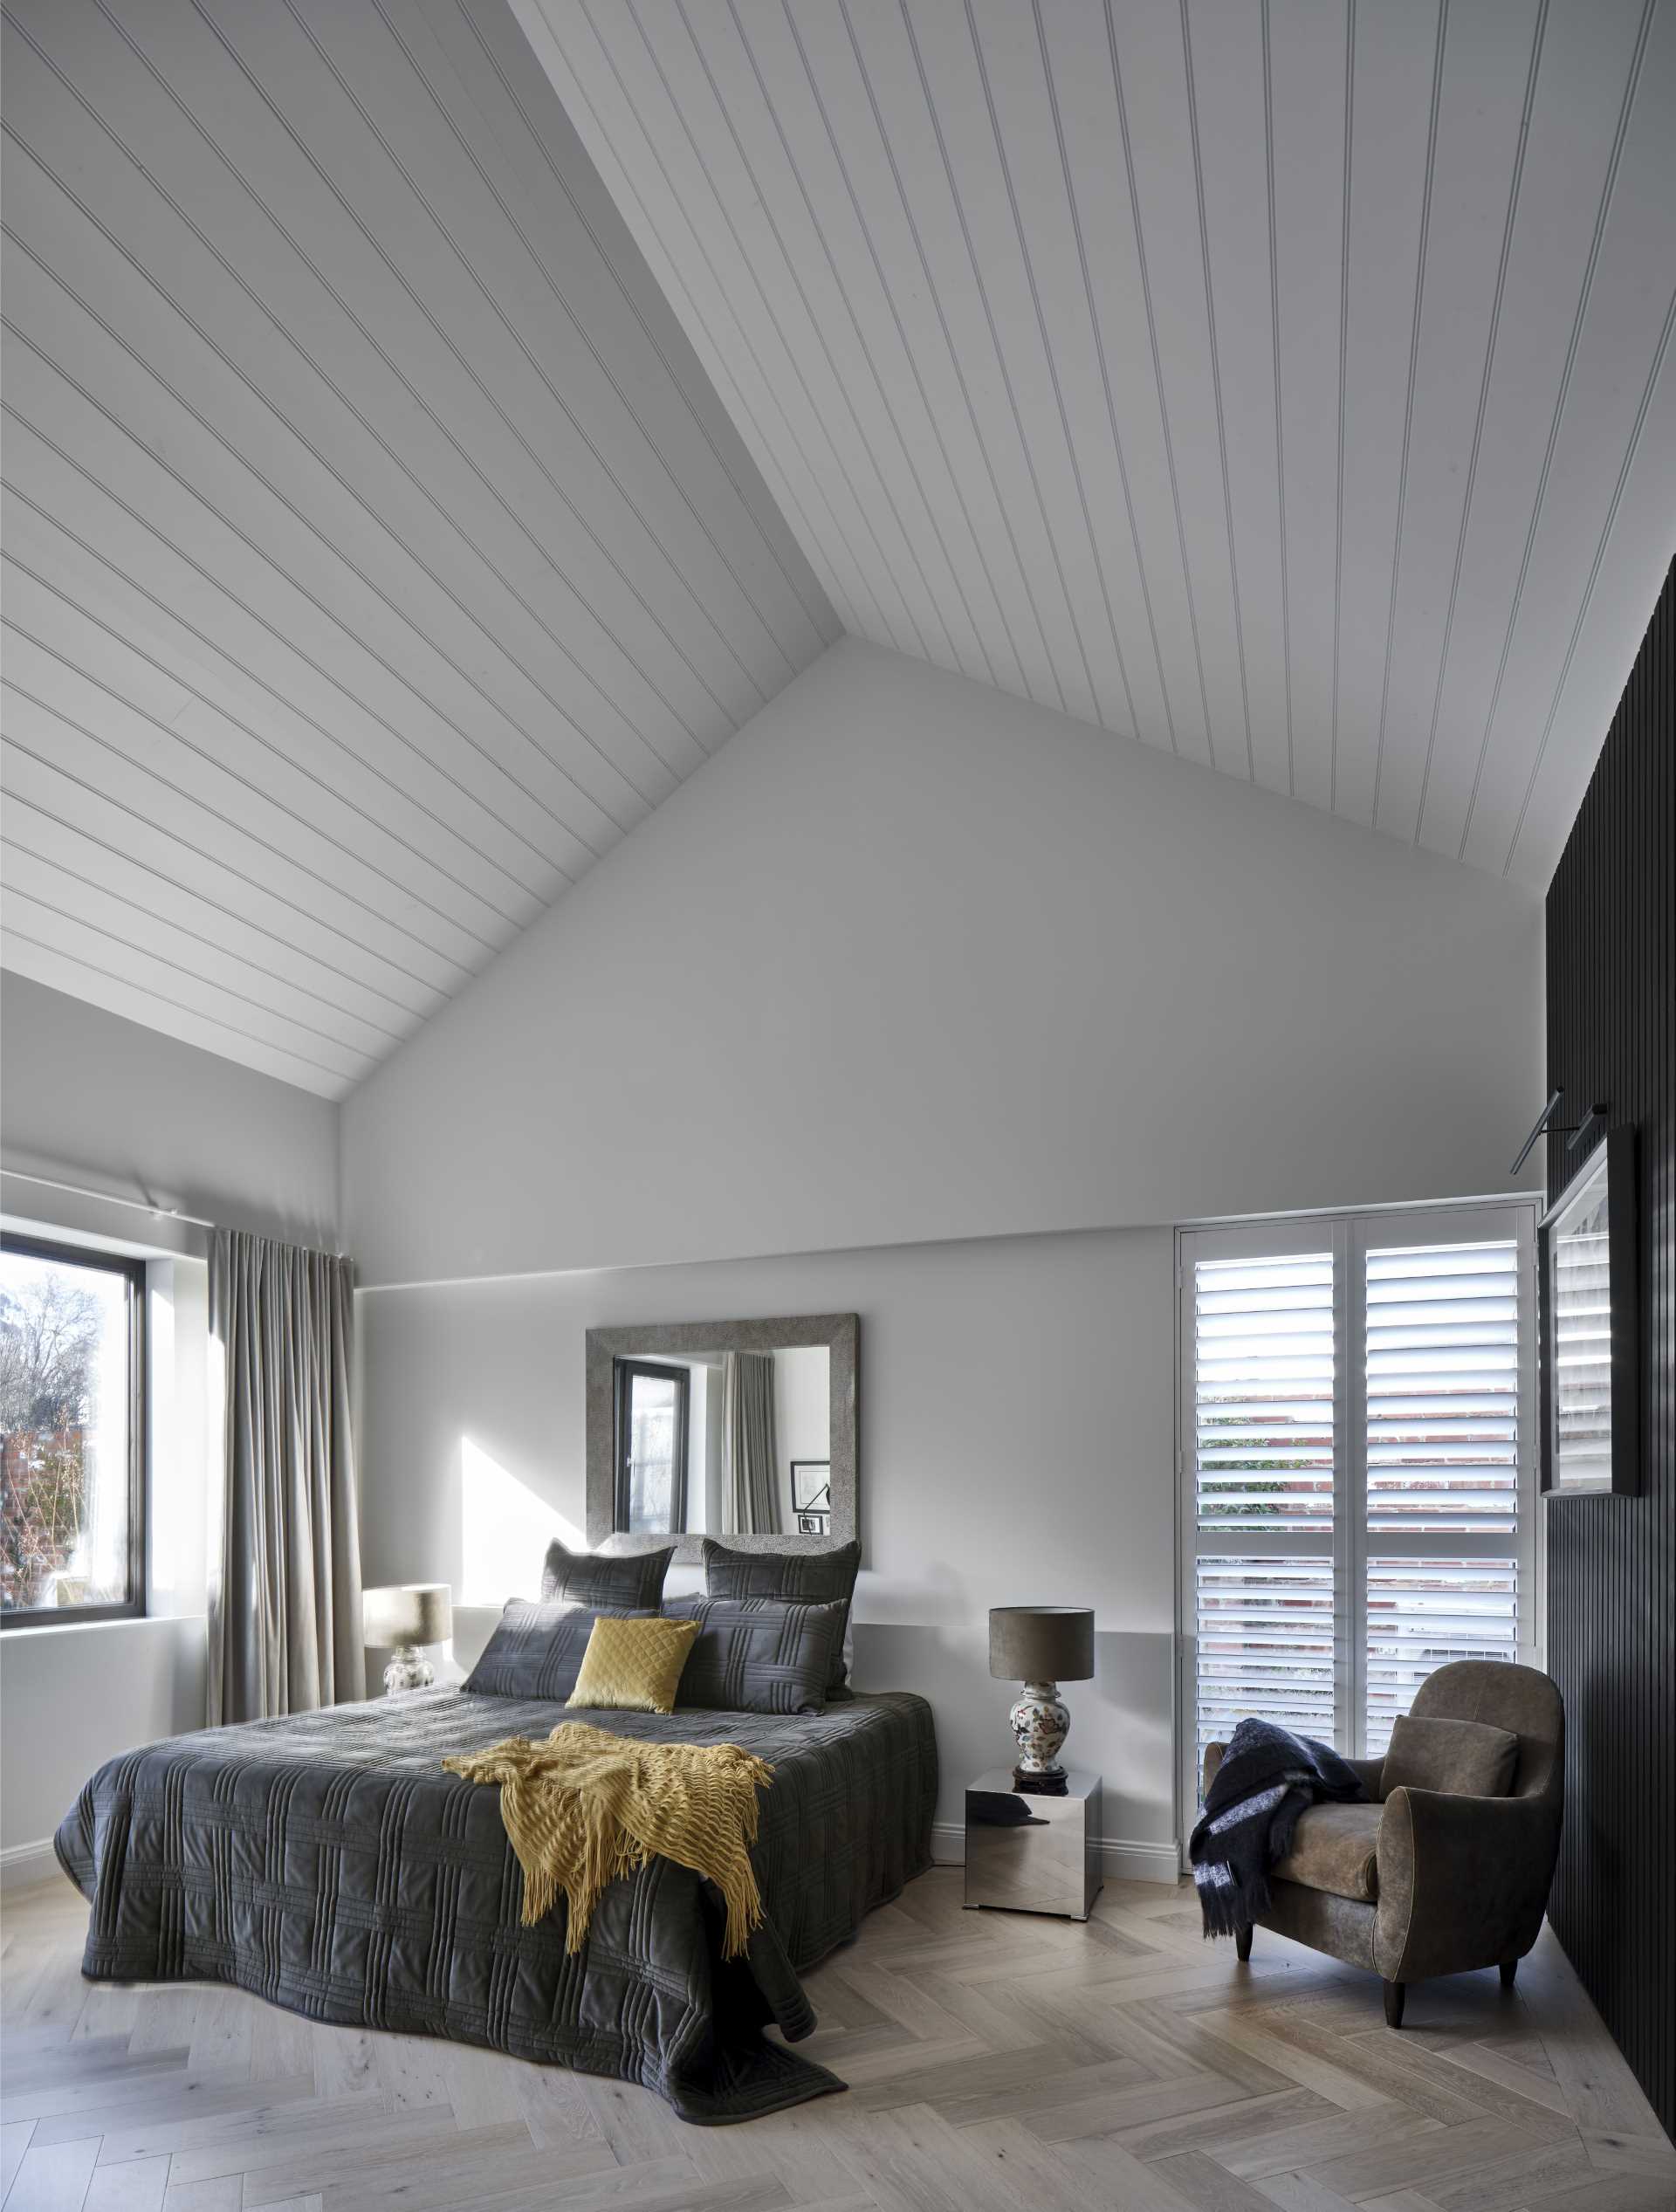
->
585;1313;858;1564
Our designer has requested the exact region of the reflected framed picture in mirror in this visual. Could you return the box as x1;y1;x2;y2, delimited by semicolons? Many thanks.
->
1541;1126;1638;1497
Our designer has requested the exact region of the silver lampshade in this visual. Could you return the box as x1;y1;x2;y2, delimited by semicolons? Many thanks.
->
363;1583;452;1650
989;1605;1095;1685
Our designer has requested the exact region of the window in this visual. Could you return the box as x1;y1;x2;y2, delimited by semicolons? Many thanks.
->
1178;1201;1536;1817
613;1360;690;1537
1;1233;146;1623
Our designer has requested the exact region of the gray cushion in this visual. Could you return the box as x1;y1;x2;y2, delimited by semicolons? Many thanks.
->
541;1539;673;1611
662;1597;846;1715
463;1600;655;1701
1383;1713;1518;1799
700;1539;861;1697
1272;1802;1382;1903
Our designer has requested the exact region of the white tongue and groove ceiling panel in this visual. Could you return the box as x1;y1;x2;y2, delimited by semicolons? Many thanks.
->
0;0;835;1098
519;0;1676;888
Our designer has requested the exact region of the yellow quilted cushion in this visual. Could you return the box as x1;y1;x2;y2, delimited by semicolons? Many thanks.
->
567;1615;700;1714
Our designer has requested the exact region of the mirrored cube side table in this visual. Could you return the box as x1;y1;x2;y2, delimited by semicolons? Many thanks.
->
963;1768;1102;1920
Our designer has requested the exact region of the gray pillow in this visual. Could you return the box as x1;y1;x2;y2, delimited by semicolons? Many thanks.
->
1382;1714;1518;1799
541;1539;673;1611
463;1600;655;1702
661;1597;846;1715
699;1538;861;1698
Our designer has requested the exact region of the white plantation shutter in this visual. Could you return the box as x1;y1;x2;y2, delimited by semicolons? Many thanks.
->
1181;1203;1536;1817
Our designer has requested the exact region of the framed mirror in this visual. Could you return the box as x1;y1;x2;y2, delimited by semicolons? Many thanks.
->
1541;1127;1638;1497
586;1314;857;1562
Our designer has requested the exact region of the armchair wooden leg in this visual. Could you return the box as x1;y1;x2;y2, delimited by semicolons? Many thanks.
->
1234;1924;1253;1961
1500;1960;1518;1990
1382;1980;1406;2029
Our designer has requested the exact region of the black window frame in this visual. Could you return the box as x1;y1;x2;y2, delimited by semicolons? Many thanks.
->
613;1358;690;1539
1;1230;148;1628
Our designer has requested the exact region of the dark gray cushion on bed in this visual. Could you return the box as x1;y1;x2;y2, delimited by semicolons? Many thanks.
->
699;1538;861;1697
540;1539;673;1610
662;1596;846;1715
462;1599;656;1702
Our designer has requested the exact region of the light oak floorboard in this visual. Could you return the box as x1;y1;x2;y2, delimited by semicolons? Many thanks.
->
0;1872;1667;2210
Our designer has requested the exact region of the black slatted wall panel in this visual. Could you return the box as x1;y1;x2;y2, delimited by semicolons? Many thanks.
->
1544;555;1674;2143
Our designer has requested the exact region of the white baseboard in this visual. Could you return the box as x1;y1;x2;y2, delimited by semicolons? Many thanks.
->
931;1820;1178;1886
1;1838;63;1893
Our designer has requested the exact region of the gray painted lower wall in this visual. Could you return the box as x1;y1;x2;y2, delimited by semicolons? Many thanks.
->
358;1222;1179;1861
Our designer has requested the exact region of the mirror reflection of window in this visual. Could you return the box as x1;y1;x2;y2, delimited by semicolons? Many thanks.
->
614;1362;689;1535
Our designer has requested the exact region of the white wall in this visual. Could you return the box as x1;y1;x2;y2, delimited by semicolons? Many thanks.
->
343;639;1544;1287
357;1225;1179;1873
773;1345;830;1530
1;973;340;1879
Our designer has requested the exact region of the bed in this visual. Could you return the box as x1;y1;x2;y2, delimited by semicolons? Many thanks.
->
54;1685;937;2124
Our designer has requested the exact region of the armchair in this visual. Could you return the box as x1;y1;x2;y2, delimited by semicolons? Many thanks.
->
1202;1660;1563;2026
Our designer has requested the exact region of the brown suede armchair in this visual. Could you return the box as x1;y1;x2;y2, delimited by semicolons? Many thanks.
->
1203;1660;1564;2027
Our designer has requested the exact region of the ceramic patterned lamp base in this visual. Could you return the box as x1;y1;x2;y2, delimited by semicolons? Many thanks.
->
382;1646;435;1696
1010;1680;1072;1793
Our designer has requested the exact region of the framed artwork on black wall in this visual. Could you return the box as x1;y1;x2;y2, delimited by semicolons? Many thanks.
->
1541;1125;1638;1497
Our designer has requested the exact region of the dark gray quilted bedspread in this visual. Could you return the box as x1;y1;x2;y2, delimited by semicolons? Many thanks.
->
54;1688;937;2123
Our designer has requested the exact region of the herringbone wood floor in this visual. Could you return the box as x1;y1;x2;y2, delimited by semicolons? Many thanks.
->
3;1867;1671;2212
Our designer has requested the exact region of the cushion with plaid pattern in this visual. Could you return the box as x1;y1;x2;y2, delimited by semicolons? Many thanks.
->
463;1599;656;1702
541;1538;674;1610
699;1538;861;1698
662;1596;846;1714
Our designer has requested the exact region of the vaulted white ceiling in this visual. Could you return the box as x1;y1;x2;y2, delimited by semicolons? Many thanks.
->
3;1;1674;1103
0;0;835;1098
521;0;1676;886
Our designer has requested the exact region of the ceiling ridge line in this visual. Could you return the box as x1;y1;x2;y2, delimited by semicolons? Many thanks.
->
362;0;791;715
392;0;806;695
900;0;1105;726
1502;275;1676;876
1180;0;1256;782
453;0;835;660
1329;0;1356;817
1034;0;1179;756
965;0;1141;741
1456;0;1657;862
0;323;625;858
1260;0;1293;797
132;0;759;773
677;0;964;678
0;200;686;814
834;0;1065;712
617;0;933;665
1369;0;1450;835
0;833;406;1051
1102;0;1218;767
3;25;735;812
0;632;490;983
0;786;427;1029
1412;0;1549;848
722;0;999;692
0;538;531;946
0;915;365;1089
0;466;563;915
777;0;1025;699
213;0;718;794
0;721;447;1019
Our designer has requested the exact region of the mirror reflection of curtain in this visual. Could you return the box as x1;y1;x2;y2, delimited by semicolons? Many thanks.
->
722;1350;780;1534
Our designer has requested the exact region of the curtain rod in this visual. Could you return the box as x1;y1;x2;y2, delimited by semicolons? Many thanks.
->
1;1166;216;1232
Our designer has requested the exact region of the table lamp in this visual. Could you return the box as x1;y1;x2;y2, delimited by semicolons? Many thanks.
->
364;1583;452;1695
989;1604;1095;1795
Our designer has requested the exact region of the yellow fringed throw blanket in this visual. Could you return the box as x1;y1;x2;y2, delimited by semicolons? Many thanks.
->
443;1721;773;1958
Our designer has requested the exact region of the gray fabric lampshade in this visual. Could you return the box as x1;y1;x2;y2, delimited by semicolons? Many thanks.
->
363;1583;452;1648
989;1605;1095;1683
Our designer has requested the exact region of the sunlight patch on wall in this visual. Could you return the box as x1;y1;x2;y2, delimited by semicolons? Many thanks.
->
460;1435;581;1605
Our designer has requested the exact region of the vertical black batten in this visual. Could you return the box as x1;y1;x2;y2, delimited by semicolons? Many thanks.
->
1543;556;1674;2142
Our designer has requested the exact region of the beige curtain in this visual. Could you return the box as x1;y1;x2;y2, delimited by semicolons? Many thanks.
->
208;1230;364;1724
723;1350;780;1535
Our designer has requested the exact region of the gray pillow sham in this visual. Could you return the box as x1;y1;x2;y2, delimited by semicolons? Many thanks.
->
1382;1713;1519;1799
541;1538;674;1611
660;1596;847;1715
698;1537;861;1698
463;1599;655;1702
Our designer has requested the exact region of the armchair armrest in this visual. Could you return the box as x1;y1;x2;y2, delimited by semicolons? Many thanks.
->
1375;1788;1562;1984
